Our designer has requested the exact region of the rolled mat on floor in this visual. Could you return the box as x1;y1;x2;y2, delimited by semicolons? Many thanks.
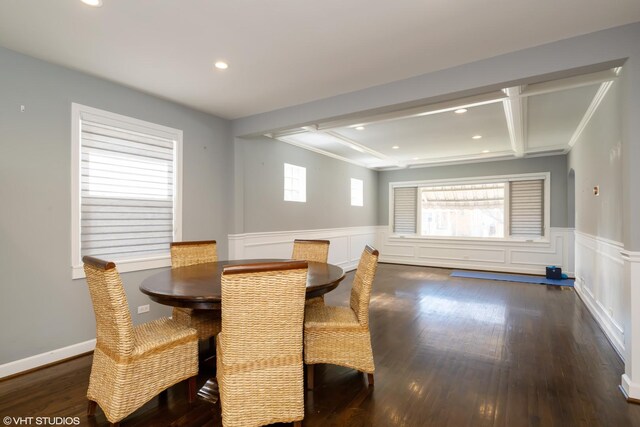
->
450;270;574;287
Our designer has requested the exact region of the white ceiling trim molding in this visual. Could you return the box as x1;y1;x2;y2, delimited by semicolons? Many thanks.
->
322;130;404;168
379;151;517;171
567;79;615;149
503;86;526;158
379;148;570;171
524;147;570;156
315;91;507;132
274;135;370;168
520;69;618;98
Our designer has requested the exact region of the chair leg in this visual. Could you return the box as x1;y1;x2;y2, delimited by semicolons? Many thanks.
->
293;421;302;427
188;376;197;403
367;373;374;387
306;364;314;390
87;400;97;416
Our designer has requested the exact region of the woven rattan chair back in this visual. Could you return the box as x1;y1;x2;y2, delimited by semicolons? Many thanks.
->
220;261;308;365
292;239;330;263
83;256;135;358
171;240;217;268
349;245;379;328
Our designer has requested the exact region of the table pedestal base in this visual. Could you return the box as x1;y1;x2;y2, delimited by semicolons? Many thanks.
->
197;378;220;404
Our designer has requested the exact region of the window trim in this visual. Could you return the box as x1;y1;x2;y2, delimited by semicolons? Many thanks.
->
388;172;550;242
71;103;183;279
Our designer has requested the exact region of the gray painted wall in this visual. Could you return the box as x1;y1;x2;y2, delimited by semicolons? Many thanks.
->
0;47;232;364
377;156;568;228
232;22;640;250
568;77;623;242
235;136;377;233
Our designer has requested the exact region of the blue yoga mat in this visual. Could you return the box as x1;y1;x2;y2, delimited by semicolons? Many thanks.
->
450;270;574;287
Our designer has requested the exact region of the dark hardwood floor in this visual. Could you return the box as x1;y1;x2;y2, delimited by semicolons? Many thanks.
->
2;263;640;426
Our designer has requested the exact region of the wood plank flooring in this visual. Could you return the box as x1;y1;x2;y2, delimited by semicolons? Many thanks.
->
2;263;640;426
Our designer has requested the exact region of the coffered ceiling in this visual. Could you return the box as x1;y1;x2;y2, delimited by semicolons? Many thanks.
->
270;69;618;169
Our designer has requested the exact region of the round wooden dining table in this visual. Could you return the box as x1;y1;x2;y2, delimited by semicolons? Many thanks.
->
139;259;346;310
140;259;345;403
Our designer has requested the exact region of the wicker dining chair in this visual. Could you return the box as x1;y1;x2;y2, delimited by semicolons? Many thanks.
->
217;261;308;427
292;239;330;306
303;245;379;389
170;240;221;345
83;256;198;426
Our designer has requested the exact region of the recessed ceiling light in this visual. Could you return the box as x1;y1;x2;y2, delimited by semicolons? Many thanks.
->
392;145;400;149
412;157;419;160
214;61;229;70
355;126;365;131
472;135;482;140
454;108;468;114
81;0;102;6
482;150;490;153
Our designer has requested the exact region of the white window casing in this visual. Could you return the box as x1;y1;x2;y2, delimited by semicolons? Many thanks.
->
71;103;182;279
389;172;550;242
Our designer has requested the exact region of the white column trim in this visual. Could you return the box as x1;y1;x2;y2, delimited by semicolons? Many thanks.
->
621;249;640;400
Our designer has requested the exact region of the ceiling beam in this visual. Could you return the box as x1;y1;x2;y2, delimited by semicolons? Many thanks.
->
520;68;618;98
315;91;507;132
322;130;404;168
273;135;370;168
502;86;526;158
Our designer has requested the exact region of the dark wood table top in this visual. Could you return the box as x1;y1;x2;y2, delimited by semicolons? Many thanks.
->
140;259;345;310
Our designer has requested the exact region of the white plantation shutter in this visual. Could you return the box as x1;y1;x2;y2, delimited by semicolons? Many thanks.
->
509;179;544;237
393;187;417;234
80;119;176;260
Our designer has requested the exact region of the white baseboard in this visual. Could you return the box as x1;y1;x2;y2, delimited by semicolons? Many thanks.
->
575;278;625;359
0;339;96;379
622;374;640;401
228;226;378;272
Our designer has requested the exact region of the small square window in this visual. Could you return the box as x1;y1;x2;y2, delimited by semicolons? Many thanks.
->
284;163;306;202
351;178;363;206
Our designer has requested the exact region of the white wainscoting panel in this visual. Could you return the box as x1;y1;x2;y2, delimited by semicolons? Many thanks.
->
574;231;625;359
376;226;575;276
228;226;378;271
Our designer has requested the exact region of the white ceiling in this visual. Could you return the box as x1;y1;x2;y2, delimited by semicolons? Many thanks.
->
0;1;638;119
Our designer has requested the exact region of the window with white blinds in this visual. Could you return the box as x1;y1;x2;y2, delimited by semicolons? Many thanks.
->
71;104;182;278
509;179;544;237
390;174;548;240
393;187;417;234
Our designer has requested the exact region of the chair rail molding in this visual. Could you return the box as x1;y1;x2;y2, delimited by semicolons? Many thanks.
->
621;249;640;401
228;226;378;272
